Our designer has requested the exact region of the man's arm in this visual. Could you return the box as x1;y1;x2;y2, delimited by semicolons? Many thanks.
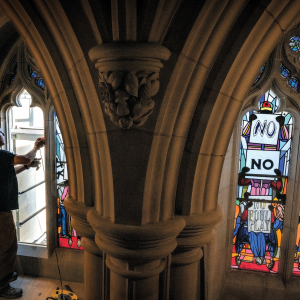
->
12;138;44;166
14;158;41;174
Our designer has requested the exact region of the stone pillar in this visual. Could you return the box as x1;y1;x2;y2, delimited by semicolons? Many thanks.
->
82;238;104;300
170;206;223;300
64;196;104;300
88;208;186;300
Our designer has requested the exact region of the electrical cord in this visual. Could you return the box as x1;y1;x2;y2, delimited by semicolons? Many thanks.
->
55;249;63;293
45;249;63;300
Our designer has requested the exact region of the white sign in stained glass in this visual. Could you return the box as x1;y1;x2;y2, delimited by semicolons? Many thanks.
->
249;114;279;145
245;149;280;178
248;202;272;233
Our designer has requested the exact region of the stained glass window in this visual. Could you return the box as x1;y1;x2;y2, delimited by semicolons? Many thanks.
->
253;64;265;85
29;66;45;90
289;36;300;52
55;112;83;250
10;64;17;84
280;63;291;78
288;77;299;91
232;90;292;273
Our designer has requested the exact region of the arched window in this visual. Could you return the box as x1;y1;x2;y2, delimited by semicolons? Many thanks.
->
10;89;46;245
231;90;293;273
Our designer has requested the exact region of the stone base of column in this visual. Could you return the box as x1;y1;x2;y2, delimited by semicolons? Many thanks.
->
82;237;104;300
88;208;186;300
170;248;203;300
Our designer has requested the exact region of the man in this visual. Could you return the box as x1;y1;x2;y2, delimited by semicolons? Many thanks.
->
0;129;44;298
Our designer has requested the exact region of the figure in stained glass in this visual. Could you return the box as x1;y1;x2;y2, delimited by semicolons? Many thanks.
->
55;112;83;250
232;90;292;273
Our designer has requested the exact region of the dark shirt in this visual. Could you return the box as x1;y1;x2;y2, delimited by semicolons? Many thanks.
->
0;150;18;211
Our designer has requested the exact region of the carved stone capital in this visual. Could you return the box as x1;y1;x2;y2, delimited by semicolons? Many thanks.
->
64;196;95;240
87;208;185;262
89;43;170;129
176;204;224;251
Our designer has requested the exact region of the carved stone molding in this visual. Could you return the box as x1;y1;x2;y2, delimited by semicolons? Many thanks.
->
176;204;223;250
88;208;185;262
64;196;95;240
89;43;171;129
169;205;223;300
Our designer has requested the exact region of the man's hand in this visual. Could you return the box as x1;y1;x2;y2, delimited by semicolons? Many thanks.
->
34;138;45;150
276;116;285;126
27;158;41;169
249;114;257;122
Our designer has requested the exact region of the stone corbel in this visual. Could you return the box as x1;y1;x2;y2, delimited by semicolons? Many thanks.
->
89;43;171;129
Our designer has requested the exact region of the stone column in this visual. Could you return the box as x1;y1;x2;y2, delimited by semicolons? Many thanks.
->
88;208;186;300
170;206;223;300
64;196;104;300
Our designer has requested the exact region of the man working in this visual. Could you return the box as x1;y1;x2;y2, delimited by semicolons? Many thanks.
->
0;129;44;298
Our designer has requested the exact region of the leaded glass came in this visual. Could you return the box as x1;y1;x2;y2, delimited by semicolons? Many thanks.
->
231;90;292;273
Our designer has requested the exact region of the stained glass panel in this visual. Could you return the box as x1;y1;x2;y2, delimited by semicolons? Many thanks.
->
288;77;299;91
232;90;292;273
29;66;45;90
289;36;300;52
253;64;265;85
280;63;291;78
55;112;83;250
10;64;17;85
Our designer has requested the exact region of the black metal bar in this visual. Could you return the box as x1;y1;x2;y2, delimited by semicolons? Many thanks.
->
18;180;45;195
242;173;288;179
18;206;46;226
32;231;46;244
237;198;284;204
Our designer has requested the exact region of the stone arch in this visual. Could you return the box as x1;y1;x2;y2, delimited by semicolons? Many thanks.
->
0;1;114;224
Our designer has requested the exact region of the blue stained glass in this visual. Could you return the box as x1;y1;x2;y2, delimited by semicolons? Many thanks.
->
10;75;16;84
29;66;45;90
280;63;291;78
285;114;292;125
35;78;45;89
288;77;298;91
253;64;265;85
30;67;38;78
10;64;17;85
289;36;300;52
